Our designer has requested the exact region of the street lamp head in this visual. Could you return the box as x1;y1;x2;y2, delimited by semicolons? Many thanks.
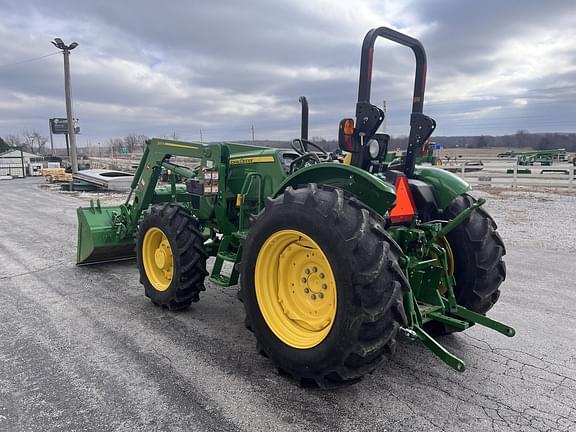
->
51;38;78;51
52;38;66;50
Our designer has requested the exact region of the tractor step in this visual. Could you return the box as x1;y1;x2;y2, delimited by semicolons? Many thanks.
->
209;273;234;286
217;251;239;262
232;230;248;240
209;235;242;287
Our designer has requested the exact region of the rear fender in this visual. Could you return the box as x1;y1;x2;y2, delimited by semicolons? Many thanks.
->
274;163;396;216
413;166;471;210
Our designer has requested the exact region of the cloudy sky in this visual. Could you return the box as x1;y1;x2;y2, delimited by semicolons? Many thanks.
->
0;0;575;147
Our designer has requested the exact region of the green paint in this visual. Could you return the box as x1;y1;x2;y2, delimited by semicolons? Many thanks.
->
76;200;134;265
76;137;515;372
413;165;471;209
275;163;396;215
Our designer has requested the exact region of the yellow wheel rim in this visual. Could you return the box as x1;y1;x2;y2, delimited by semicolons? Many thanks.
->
439;236;455;276
255;229;337;349
142;227;174;292
434;236;455;294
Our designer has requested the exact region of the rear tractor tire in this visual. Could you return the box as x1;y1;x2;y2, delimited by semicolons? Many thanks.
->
240;184;408;387
429;193;506;335
137;203;208;310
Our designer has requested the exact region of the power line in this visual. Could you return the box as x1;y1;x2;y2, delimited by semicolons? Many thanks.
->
0;51;61;69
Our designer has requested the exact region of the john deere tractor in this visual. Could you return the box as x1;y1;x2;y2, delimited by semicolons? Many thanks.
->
77;27;513;387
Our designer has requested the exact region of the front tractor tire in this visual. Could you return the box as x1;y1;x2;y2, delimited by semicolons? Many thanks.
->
137;203;208;310
240;184;408;387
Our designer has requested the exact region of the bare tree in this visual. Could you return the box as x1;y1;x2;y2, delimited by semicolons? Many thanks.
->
4;134;22;147
107;138;125;156
124;133;148;153
514;130;528;148
0;136;9;153
21;130;35;153
20;130;48;154
32;131;48;154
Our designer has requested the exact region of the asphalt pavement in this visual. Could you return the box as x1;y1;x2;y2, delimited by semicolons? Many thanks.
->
1;178;575;432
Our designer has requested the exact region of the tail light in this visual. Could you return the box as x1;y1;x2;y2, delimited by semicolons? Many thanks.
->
338;119;355;152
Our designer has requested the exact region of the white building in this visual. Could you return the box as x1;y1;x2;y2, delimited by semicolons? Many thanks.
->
0;149;45;178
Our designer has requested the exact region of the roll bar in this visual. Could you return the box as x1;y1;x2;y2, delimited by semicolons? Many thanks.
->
357;27;427;114
354;27;435;177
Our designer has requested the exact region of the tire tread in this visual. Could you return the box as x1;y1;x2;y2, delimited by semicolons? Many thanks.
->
241;184;408;387
137;203;207;310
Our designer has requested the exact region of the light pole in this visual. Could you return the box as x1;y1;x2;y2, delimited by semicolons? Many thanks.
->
48;119;54;155
52;38;79;173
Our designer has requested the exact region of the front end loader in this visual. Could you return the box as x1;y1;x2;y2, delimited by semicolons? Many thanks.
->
77;26;514;387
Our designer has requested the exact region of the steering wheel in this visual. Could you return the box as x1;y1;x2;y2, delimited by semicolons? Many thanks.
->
291;138;328;156
289;152;321;174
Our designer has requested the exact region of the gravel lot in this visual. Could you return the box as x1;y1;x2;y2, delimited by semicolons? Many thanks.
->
1;178;575;432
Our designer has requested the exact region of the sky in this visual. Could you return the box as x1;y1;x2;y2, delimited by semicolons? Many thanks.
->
0;0;575;147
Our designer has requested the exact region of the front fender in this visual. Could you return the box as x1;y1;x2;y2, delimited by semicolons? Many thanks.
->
413;165;471;210
274;163;396;216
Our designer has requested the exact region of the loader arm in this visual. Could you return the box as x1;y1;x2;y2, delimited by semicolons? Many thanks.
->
121;139;220;235
77;139;222;264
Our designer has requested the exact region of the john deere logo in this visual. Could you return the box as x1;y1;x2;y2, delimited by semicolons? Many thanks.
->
230;156;275;165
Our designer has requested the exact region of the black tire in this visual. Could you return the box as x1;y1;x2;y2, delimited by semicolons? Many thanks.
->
427;194;506;335
137;203;208;310
240;184;408;387
446;194;506;314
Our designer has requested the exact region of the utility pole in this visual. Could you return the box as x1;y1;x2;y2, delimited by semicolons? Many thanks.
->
251;125;255;142
199;129;203;143
52;38;79;173
48;119;54;155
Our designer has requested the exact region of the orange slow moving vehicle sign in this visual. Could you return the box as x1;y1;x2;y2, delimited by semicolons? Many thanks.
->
389;176;417;223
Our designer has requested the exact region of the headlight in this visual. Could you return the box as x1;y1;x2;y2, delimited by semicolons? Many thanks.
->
368;139;381;159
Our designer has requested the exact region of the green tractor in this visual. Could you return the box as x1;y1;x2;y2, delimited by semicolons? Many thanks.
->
77;27;513;387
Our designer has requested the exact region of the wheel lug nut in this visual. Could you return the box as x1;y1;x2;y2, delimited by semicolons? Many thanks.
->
312;266;317;273
322;284;327;289
301;277;307;283
318;293;324;299
304;268;310;275
319;273;325;279
304;288;310;293
311;294;316;300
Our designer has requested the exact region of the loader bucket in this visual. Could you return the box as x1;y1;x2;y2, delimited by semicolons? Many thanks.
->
76;202;136;265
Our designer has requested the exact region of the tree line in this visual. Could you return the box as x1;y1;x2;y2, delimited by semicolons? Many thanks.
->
389;131;576;152
233;131;576;152
0;130;49;154
0;132;148;156
2;130;575;156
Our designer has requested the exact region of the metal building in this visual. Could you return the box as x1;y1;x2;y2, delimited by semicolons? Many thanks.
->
0;149;44;178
